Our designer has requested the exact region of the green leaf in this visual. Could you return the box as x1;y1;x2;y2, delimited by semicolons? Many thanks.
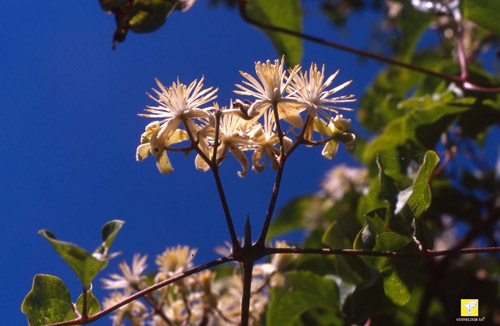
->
40;230;107;288
246;0;303;66
397;1;435;60
22;274;77;326
343;274;392;324
99;0;128;11
363;95;474;163
463;0;500;35
372;232;419;306
127;0;178;34
321;215;361;249
395;150;439;217
39;220;123;287
76;287;101;316
268;195;325;239
94;219;125;259
377;155;400;210
353;208;386;251
267;271;339;326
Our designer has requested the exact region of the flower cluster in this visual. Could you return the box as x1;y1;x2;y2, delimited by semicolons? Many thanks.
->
102;242;297;326
137;57;356;176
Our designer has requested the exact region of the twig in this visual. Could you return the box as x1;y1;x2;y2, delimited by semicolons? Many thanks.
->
264;246;500;257
45;257;233;326
181;117;240;250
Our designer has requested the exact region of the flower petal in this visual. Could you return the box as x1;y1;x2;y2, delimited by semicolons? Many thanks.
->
156;151;174;174
136;143;151;162
322;140;339;160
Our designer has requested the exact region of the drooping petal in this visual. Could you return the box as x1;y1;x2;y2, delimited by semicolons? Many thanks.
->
322;139;339;160
168;129;189;145
229;144;249;178
195;154;210;172
252;147;265;172
136;143;151;161
156;151;174;174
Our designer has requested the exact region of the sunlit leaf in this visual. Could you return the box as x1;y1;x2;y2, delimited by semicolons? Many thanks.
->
76;287;101;316
39;230;107;288
99;219;125;252
21;274;76;326
39;220;123;287
395;150;439;217
246;0;303;66
363;95;474;163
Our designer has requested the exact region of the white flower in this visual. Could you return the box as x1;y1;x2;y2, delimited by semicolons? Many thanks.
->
102;254;148;293
321;165;369;201
288;63;355;121
248;108;292;172
103;292;147;326
136;121;189;174
234;57;303;127
195;103;257;177
140;77;217;140
155;245;197;281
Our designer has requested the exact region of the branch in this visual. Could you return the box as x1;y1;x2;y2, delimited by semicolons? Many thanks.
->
264;246;500;257
181;117;240;250
45;256;233;326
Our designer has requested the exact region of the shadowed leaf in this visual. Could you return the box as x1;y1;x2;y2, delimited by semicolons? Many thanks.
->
267;271;340;326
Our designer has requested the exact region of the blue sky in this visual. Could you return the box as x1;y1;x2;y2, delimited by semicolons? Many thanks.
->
3;1;497;325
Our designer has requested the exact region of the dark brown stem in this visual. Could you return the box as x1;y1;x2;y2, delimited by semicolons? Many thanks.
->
181;117;240;250
46;257;233;326
240;261;254;326
81;287;88;322
255;112;314;247
271;101;286;155
133;285;172;325
264;246;500;257
212;167;241;251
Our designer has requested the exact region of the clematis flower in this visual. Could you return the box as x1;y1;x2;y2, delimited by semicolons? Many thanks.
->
312;114;355;159
288;63;356;119
248;108;292;172
139;77;217;141
234;56;303;127
101;254;148;293
155;245;197;282
103;292;147;326
196;103;257;177
288;63;355;140
136;121;189;174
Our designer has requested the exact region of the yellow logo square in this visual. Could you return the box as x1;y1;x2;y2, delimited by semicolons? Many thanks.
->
461;299;479;317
